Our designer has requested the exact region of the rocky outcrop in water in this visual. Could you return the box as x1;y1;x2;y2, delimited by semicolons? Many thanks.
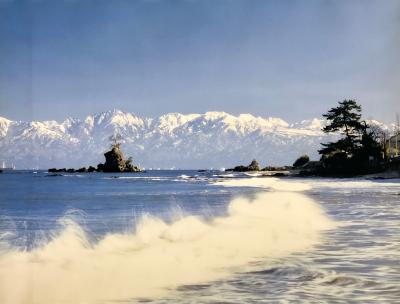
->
102;145;126;172
227;159;260;172
48;143;141;173
99;144;141;172
293;155;310;168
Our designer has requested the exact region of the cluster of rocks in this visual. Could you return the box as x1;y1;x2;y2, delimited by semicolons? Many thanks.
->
227;159;261;172
292;155;310;168
262;166;291;171
226;159;292;172
48;166;97;173
49;144;141;173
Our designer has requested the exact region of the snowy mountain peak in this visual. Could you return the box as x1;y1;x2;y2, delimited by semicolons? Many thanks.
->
292;118;325;130
155;113;201;133
203;111;231;119
0;116;12;137
366;119;397;132
0;110;390;169
0;116;11;123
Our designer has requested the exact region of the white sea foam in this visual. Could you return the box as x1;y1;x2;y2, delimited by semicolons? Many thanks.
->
216;177;312;192
304;178;400;190
215;177;400;192
0;191;334;304
213;173;235;178
106;176;167;181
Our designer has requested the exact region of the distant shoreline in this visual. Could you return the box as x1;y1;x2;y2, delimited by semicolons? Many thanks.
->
2;168;400;180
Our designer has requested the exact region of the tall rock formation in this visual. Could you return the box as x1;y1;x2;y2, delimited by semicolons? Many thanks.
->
98;144;141;172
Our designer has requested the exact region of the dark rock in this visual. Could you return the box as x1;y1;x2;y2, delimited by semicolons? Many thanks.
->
302;161;322;170
48;168;67;173
226;165;247;172
125;165;141;172
103;146;126;172
124;156;141;172
48;142;141;173
97;163;105;172
97;144;141;173
227;159;260;172
248;159;260;171
262;166;288;171
272;172;287;177
293;155;310;168
298;161;323;176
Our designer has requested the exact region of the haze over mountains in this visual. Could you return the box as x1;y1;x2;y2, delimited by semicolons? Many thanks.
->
0;109;393;169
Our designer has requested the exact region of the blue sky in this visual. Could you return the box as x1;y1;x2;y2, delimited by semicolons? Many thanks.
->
0;0;399;122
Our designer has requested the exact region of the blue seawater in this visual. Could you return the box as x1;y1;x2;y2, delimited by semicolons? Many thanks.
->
0;170;250;249
0;170;399;303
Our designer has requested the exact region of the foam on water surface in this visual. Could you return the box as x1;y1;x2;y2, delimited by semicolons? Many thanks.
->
215;176;400;193
0;190;334;303
3;172;398;303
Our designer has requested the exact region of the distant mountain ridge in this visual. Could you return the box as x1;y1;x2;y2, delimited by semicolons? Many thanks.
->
0;110;393;169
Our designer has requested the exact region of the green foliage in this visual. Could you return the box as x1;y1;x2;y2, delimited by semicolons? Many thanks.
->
359;122;382;156
126;156;133;166
320;99;363;155
109;133;123;149
319;99;384;176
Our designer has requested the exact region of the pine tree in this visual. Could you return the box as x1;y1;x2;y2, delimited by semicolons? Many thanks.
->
319;99;384;175
319;100;363;156
109;133;123;149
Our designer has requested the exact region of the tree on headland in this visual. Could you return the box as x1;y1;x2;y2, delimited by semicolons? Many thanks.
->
319;99;383;175
109;133;123;149
358;121;384;160
319;100;363;156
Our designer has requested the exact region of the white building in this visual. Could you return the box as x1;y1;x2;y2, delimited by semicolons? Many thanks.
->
387;133;400;158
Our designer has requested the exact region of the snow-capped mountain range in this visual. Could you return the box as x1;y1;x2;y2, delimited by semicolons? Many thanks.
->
0;109;393;169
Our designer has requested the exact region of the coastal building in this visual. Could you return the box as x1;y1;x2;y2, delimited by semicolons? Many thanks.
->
386;133;400;159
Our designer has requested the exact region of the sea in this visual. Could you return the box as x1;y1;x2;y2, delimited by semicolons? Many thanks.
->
0;170;399;304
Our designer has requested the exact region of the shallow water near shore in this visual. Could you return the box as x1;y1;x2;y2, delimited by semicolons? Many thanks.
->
0;171;399;303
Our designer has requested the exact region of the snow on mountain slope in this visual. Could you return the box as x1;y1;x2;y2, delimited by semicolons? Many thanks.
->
0;110;389;169
0;117;11;137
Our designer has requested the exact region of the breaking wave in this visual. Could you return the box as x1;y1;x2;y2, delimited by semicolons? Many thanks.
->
215;177;312;192
0;191;335;304
214;176;400;193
